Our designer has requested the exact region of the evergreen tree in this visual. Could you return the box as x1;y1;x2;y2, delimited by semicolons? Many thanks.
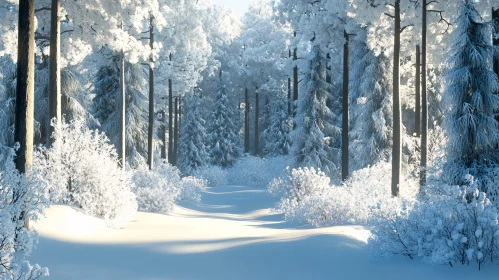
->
350;43;393;170
443;0;499;198
179;95;210;173
208;73;242;168
292;45;339;176
263;94;292;157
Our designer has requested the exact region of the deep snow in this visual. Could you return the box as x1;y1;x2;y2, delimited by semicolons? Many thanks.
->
32;185;498;280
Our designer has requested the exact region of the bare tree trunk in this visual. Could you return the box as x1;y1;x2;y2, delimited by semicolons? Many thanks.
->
147;16;155;170
118;50;126;170
293;32;298;117
178;97;182;158
420;0;428;188
15;0;36;229
392;0;402;197
161;110;166;159
168;77;173;165
342;31;350;182
493;8;499;77
48;0;61;146
254;88;260;156
244;87;250;153
288;50;292;115
415;45;421;137
173;97;179;166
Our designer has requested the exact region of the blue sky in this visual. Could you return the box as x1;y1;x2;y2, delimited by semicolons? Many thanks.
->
211;0;255;17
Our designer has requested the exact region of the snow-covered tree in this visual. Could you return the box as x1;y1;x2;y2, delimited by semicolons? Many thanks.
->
262;93;292;157
443;0;499;197
179;95;210;174
292;45;339;177
208;73;242;168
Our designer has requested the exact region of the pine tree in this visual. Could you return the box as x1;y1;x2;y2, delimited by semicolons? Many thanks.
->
179;95;210;174
350;43;393;170
443;0;499;196
263;94;292;157
208;73;242;168
292;45;339;176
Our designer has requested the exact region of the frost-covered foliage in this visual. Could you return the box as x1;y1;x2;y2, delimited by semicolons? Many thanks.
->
350;38;392;170
93;61;148;168
269;163;418;226
262;96;292;157
0;148;50;279
208;73;242;168
371;180;499;270
443;0;499;194
292;45;339;176
228;155;293;188
192;165;228;187
179;95;210;174
133;160;206;213
35;119;137;228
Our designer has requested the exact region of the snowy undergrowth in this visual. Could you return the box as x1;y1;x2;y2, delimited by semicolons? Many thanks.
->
35;119;137;229
269;162;418;227
192;165;228;187
227;155;293;188
133;160;206;214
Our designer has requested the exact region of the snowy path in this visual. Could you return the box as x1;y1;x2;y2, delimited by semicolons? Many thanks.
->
32;185;498;280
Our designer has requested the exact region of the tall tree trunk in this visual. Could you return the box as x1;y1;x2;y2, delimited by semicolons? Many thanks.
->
392;0;402;197
493;8;499;77
254;88;260;156
293;32;298;117
161;110;166;159
168;55;173;165
48;0;61;146
420;0;428;188
415;45;421;137
288;50;292;115
147;16;155;170
178;97;182;158
173;97;179;166
15;0;36;229
244;87;250;153
342;31;350;182
118;50;126;170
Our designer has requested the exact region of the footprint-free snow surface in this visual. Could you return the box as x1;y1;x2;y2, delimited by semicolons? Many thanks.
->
32;185;498;280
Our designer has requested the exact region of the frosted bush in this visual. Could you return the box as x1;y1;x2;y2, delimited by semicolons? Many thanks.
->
35;119;137;228
228;156;293;188
192;165;228;187
0;148;50;279
179;177;207;204
269;162;418;226
371;181;499;270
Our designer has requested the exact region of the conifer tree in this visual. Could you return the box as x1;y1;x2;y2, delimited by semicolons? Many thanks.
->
263;94;292;157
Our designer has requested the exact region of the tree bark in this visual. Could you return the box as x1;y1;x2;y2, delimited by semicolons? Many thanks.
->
415;45;421;138
288;50;292;115
254;88;260;156
493;8;499;77
15;0;36;229
161;110;166;159
420;0;428;188
173;97;179;166
48;0;61;146
118;50;126;170
342;31;350;182
147;16;155;170
293;32;298;117
244;87;250;153
392;0;402;197
168;55;174;165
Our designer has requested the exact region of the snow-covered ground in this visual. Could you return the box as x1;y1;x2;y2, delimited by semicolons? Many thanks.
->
32;185;498;280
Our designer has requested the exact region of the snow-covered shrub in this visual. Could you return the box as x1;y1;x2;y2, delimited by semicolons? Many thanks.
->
35;119;137;228
132;161;182;214
192;165;228;187
371;181;499;270
0;148;50;279
228;155;293;188
269;162;418;226
178;177;207;204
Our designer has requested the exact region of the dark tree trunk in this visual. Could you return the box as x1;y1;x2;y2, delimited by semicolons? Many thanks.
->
342;31;350;182
392;0;402;197
173;97;179;166
147;16;155;170
254;88;260;156
161;110;166;159
420;0;428;188
415;45;421;138
493;8;499;77
15;0;36;229
178;97;182;158
288;50;292;115
118;50;126;170
48;0;61;146
293;32;298;116
168;56;174;165
244;88;250;154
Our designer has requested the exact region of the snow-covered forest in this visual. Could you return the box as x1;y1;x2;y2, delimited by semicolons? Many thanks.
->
1;0;499;279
